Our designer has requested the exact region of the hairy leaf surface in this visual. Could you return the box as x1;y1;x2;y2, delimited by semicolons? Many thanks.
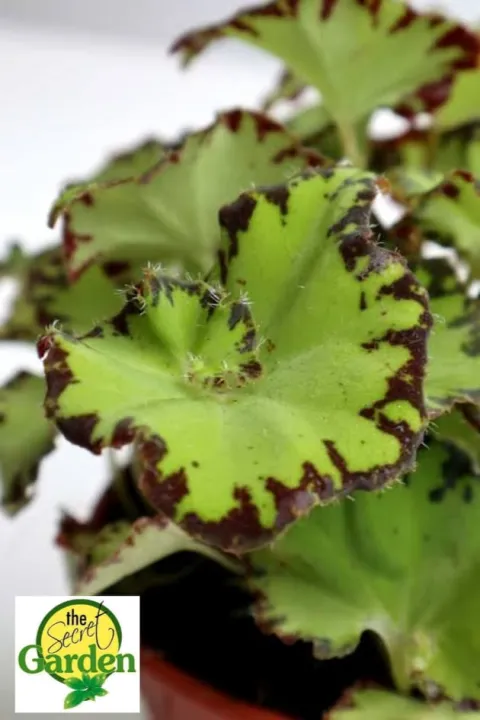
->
248;440;480;700
40;168;430;550
0;372;56;513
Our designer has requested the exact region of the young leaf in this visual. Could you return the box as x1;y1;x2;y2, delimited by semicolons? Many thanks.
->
436;69;480;131
40;168;430;550
72;515;237;596
64;689;88;709
172;0;479;161
330;688;480;719
0;372;56;514
410;258;480;415
414;171;480;280
48;110;325;281
248;439;480;700
0;243;128;342
432;405;480;474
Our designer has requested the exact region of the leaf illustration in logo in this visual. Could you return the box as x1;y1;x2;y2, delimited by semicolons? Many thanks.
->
63;671;109;707
64;689;88;709
64;676;87;690
89;672;108;688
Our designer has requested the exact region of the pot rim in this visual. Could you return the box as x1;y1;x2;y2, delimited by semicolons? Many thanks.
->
140;646;289;720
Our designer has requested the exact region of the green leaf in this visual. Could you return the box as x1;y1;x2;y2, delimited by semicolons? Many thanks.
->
78;138;165;185
64;676;87;690
48;110;325;281
172;0;479;161
330;688;480;719
262;68;308;111
410;257;480;416
432;405;480;474
371;126;480;202
414;170;480;281
93;688;108;698
40;167;430;550
64;689;88;709
0;372;56;514
436;69;480;131
90;673;108;688
248;439;480;700
74;515;237;595
0;243;129;342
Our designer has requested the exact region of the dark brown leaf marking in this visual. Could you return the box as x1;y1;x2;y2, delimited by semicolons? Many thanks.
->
394;14;479;116
390;7;416;33
427;442;478;503
111;417;136;448
137;434;189;517
109;283;145;336
57;414;102;453
263;185;290;216
228;301;251;330
266;464;334;529
42;345;77;417
172;0;478;120
218;193;257;263
272;144;326;166
239;359;262;378
359;291;367;311
0;371;57;510
102;260;131;278
321;0;337;20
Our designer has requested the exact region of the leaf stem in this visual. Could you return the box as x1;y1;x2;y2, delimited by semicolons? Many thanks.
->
338;119;364;168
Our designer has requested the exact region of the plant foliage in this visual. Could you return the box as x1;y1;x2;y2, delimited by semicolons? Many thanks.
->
4;0;480;715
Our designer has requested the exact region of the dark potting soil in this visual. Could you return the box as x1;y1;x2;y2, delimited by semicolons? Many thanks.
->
129;552;394;719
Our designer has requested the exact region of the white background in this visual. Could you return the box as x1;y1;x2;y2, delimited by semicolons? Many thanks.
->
0;1;478;718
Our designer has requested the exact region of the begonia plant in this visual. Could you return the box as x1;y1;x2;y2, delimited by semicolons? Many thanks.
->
4;0;480;716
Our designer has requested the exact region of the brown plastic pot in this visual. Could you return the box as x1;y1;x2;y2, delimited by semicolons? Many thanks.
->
141;647;288;720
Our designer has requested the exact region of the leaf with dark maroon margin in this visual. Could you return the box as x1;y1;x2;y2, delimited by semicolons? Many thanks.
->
371;124;480;203
436;69;480;132
413;171;480;281
432;405;480;474
69;514;239;596
248;440;480;701
0;242;127;341
0;372;56;514
330;688;480;719
262;68;309;111
408;257;480;417
171;0;479;133
40;167;430;551
70;137;165;185
48;109;325;281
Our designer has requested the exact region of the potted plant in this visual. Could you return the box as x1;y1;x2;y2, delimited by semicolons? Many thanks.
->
3;0;480;717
